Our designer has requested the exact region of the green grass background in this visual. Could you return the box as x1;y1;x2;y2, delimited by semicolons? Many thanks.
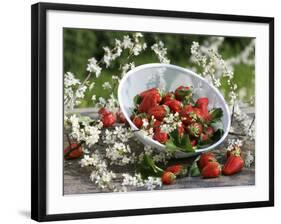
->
63;28;255;108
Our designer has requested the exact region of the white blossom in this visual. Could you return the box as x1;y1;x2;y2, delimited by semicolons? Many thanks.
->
122;35;134;49
244;151;254;167
143;176;162;190
102;81;112;90
151;41;170;64
105;142;135;166
80;155;95;167
86;57;102;77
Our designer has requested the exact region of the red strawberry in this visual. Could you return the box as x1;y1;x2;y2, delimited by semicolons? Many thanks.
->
162;92;175;103
199;133;210;143
148;105;169;121
138;94;159;113
165;164;187;177
180;105;194;125
196;97;209;109
98;107;110;116
188;122;203;138
64;143;83;160
175;86;192;101
164;99;182;113
205;126;214;137
191;139;197;147
133;116;143;129
153;130;168;144
161;171;176;185
198;152;216;169
101;112;116;127
222;154;244;175
177;124;184;137
139;88;161;101
116;111;126;123
152;119;162;130
193;108;206;122
201;162;221;178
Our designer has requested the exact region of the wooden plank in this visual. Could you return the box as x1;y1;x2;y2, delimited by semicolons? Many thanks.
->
64;107;255;194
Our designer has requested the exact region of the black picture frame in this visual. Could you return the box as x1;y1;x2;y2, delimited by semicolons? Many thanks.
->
31;2;274;222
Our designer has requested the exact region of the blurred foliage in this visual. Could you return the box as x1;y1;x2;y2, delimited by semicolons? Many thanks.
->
64;28;254;108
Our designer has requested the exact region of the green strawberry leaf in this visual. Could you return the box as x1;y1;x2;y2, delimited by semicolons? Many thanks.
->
209;108;223;122
137;154;164;179
165;129;195;153
133;94;142;106
177;89;193;100
211;128;224;142
165;138;180;152
188;156;201;177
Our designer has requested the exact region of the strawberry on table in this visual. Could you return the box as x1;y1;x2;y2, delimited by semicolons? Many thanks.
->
161;171;176;185
98;107;110;116
198;152;216;170
64;143;83;160
101;112;116;127
222;151;244;175
201;161;221;178
165;164;187;177
116;111;126;123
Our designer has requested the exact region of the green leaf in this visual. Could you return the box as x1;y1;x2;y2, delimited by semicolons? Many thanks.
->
210;108;223;122
137;154;164;179
133;94;142;106
211;129;224;142
165;138;180;152
177;89;192;99
188;156;201;177
165;129;195;153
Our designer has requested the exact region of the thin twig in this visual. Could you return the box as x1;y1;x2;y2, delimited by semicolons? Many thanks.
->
66;133;72;146
248;115;255;130
231;102;235;125
228;132;246;137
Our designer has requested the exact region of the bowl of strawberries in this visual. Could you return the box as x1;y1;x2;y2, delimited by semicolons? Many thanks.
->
118;63;231;157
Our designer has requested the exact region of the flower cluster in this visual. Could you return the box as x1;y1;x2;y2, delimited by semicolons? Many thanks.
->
121;173;162;191
151;41;170;64
106;142;136;166
160;112;182;134
66;114;102;146
64;72;88;110
87;57;102;77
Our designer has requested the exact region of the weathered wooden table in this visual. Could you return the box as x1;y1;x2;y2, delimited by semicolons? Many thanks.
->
64;107;255;195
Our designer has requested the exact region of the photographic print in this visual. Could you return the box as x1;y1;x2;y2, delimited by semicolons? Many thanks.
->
31;3;273;221
63;29;256;194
